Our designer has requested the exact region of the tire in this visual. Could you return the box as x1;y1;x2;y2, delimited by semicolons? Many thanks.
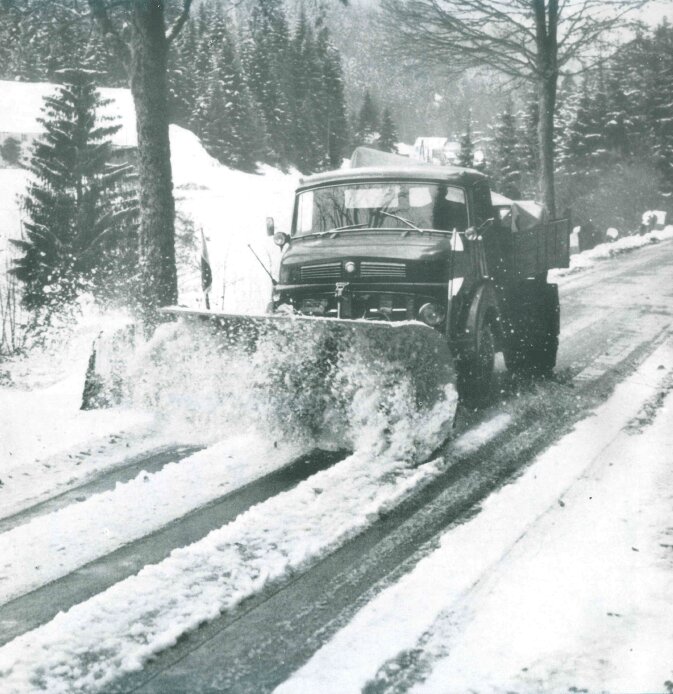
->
457;311;495;407
504;282;559;377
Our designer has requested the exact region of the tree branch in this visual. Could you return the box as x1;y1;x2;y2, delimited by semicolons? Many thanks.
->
166;0;193;43
87;0;131;67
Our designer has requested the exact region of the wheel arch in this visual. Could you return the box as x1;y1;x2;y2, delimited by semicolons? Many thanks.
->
462;281;502;359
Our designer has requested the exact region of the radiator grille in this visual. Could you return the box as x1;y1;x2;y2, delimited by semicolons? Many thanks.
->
360;261;406;278
299;262;342;280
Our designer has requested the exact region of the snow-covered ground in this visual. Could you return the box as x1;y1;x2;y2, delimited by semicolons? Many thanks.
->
0;435;305;604
553;225;673;280
0;405;508;693
276;340;673;694
0;80;296;320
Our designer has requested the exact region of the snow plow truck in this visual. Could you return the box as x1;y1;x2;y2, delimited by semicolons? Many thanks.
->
261;147;569;402
82;147;570;416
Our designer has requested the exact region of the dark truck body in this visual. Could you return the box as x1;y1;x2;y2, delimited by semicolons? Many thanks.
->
270;154;570;400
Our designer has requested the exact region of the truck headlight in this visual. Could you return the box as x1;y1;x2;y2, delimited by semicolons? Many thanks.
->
418;302;444;326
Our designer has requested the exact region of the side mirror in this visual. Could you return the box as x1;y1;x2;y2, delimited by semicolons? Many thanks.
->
465;217;494;241
266;217;275;237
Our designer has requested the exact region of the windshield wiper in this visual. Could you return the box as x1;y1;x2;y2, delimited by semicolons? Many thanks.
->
378;210;423;233
331;222;368;232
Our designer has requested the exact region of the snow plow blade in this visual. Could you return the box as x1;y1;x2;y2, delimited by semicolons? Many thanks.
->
158;306;455;404
81;307;457;449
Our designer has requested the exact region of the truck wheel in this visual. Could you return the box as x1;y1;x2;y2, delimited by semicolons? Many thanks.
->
457;313;495;407
504;283;559;377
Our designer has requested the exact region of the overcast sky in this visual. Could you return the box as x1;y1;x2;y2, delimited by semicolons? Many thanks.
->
639;0;672;24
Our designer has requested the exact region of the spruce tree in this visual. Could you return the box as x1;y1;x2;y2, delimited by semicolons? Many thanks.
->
604;73;631;160
193;21;266;172
355;90;380;146
169;19;200;128
11;70;136;311
490;102;522;198
315;13;349;168
288;9;325;172
558;80;607;184
458;116;475;168
378;108;398;153
245;0;292;164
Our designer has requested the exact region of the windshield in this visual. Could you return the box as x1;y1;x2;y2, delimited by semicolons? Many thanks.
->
294;182;468;236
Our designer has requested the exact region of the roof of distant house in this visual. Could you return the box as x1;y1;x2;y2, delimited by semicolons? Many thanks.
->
413;137;450;150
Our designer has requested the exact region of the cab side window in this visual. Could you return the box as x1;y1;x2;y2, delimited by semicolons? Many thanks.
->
472;182;493;228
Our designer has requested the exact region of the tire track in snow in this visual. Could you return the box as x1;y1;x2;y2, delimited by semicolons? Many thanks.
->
0;436;308;607
0;447;346;647
0;402;496;693
0;445;202;535
0;431;172;523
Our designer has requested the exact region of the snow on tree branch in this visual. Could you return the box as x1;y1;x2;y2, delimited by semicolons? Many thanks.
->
166;0;193;44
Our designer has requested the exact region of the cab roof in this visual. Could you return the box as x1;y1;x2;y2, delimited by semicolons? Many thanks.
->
297;165;488;191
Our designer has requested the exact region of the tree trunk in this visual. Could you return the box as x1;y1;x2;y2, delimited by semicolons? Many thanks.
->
129;0;178;320
534;0;559;219
538;75;557;218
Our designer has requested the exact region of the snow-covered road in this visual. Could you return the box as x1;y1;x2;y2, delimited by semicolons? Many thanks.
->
276;340;673;694
0;235;672;693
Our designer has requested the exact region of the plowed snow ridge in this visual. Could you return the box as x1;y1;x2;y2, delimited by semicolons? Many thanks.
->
0;412;509;694
0;435;305;604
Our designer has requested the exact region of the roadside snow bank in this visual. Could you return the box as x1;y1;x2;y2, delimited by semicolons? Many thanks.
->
0;414;509;694
169;126;297;313
412;382;673;694
552;225;673;280
0;300;167;518
275;339;673;694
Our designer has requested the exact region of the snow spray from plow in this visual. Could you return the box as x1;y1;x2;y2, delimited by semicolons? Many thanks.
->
82;310;458;455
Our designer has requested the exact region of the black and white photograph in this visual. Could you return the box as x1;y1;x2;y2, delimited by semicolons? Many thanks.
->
0;0;672;692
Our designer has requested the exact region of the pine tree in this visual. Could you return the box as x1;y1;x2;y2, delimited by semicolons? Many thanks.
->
604;72;631;160
193;22;266;172
355;90;380;146
315;12;349;168
378;107;398;153
490;102;522;198
11;70;136;311
169;19;200;128
458;116;475;168
288;9;326;172
245;0;292;164
558;79;607;183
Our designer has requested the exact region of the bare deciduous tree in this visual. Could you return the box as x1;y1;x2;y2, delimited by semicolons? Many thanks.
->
87;0;193;321
383;0;649;216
